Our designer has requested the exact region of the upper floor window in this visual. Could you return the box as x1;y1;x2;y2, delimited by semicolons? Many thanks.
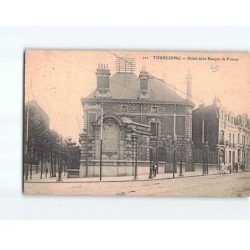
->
121;105;128;112
242;135;245;145
151;107;158;113
219;130;224;144
150;122;160;136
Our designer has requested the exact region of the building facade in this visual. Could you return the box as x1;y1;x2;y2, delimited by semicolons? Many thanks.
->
78;60;194;177
192;96;250;169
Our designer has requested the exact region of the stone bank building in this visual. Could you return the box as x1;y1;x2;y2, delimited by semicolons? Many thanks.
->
79;59;194;177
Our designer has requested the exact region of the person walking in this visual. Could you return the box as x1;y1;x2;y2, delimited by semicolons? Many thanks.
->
240;162;245;172
235;162;239;173
154;162;158;177
233;162;236;172
149;162;154;178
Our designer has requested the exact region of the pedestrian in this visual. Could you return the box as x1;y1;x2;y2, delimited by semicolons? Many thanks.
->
235;162;239;173
154;162;158;177
233;162;236;172
149;163;154;178
240;162;245;172
45;168;48;178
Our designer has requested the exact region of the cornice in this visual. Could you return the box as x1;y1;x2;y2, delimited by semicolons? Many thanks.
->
82;98;194;107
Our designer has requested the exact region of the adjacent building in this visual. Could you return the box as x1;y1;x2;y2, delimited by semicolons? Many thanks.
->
192;96;250;170
78;58;194;177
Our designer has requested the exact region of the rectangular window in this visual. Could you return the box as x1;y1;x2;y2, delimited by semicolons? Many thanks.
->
88;113;96;133
151;107;158;113
121;105;128;112
150;122;159;136
165;116;174;135
176;116;185;136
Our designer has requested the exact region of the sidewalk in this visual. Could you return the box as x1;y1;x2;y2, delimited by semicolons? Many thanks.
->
25;167;222;183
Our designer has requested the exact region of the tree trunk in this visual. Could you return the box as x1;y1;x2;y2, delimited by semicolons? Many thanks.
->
40;154;44;179
63;160;65;176
50;154;53;177
30;162;33;180
58;158;61;180
34;150;38;174
53;157;57;177
29;148;33;180
25;151;29;181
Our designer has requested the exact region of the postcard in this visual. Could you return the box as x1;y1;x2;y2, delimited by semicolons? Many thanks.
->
24;50;250;197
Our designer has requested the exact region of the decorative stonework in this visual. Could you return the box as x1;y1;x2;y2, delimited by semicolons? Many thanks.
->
103;121;119;158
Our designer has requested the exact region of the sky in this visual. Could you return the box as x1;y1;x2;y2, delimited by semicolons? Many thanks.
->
25;50;250;142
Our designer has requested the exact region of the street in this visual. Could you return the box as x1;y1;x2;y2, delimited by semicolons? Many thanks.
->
24;171;250;197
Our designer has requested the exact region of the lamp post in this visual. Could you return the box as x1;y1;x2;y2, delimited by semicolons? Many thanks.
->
99;89;104;182
163;139;168;173
156;120;159;174
179;139;184;177
201;99;205;176
202;142;205;175
28;141;33;180
57;137;63;182
149;148;153;179
135;136;138;180
173;139;176;178
189;139;194;171
132;133;138;180
205;141;209;174
166;135;176;178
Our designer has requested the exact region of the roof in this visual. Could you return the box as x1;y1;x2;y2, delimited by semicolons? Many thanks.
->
85;72;187;103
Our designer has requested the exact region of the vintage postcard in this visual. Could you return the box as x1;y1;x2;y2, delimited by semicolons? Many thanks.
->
23;50;250;197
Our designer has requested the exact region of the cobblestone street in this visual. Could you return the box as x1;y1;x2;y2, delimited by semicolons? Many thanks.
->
24;171;250;197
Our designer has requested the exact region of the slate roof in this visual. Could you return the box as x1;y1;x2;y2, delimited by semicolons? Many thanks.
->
85;72;187;103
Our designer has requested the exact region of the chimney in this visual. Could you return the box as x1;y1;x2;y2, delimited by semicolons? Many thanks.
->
213;95;221;107
186;72;192;101
96;64;111;93
139;66;149;99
